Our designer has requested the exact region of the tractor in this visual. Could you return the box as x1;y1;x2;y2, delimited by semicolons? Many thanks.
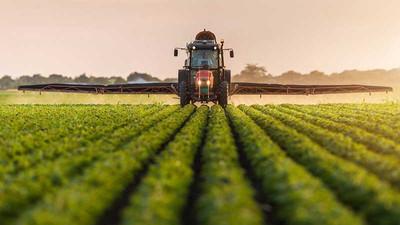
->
18;30;393;105
174;30;234;107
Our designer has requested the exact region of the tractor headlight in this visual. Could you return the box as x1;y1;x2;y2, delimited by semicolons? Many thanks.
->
197;80;202;85
207;80;210;85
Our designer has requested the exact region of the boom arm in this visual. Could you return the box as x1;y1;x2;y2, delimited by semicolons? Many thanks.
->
230;83;393;95
18;83;178;95
18;82;392;96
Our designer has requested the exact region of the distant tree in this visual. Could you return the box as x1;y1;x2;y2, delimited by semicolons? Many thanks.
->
304;70;329;84
278;70;303;84
385;68;400;85
48;74;73;83
127;72;161;82
32;74;46;84
88;76;110;85
74;74;89;84
17;75;39;86
108;76;127;84
233;64;272;82
0;76;15;90
330;69;394;85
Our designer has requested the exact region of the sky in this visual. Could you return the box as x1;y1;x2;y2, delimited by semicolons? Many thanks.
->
1;0;400;79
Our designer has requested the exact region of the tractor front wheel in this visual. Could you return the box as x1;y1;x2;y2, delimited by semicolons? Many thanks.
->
218;81;228;107
179;81;190;107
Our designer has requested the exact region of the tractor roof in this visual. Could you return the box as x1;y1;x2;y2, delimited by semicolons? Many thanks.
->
188;40;218;49
187;29;218;49
195;30;216;41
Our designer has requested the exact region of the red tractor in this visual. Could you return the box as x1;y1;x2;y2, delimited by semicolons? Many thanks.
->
174;30;233;106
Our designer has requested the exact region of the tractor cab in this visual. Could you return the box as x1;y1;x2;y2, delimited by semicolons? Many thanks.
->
190;49;218;69
187;40;219;100
174;30;234;106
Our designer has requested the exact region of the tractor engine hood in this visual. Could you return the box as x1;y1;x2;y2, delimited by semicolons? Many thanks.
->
195;70;214;89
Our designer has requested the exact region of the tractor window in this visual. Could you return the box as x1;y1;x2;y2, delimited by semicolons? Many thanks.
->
190;50;218;69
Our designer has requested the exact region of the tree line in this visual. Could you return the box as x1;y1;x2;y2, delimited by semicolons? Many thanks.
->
0;72;176;90
1;64;400;90
233;64;400;86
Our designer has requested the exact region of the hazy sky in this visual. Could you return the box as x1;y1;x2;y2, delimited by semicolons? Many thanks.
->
1;0;400;79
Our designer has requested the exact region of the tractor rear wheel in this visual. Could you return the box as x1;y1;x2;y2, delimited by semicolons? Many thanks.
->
179;81;190;107
218;81;228;107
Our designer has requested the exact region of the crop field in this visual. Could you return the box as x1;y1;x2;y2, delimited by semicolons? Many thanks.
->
1;103;400;225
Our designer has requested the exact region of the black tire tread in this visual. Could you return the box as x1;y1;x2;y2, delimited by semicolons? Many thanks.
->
179;81;190;107
218;81;229;107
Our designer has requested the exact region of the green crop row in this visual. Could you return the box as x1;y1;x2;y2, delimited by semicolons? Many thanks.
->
0;105;173;183
226;105;363;225
0;105;149;159
0;105;162;178
320;103;400;118
0;105;151;144
12;104;196;225
1;105;83;136
194;105;263;225
239;105;400;225
277;104;400;157
285;104;400;143
253;105;400;189
310;104;400;129
121;106;209;225
0;105;180;223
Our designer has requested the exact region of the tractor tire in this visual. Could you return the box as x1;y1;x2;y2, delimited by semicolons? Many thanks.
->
179;81;190;107
218;81;229;107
